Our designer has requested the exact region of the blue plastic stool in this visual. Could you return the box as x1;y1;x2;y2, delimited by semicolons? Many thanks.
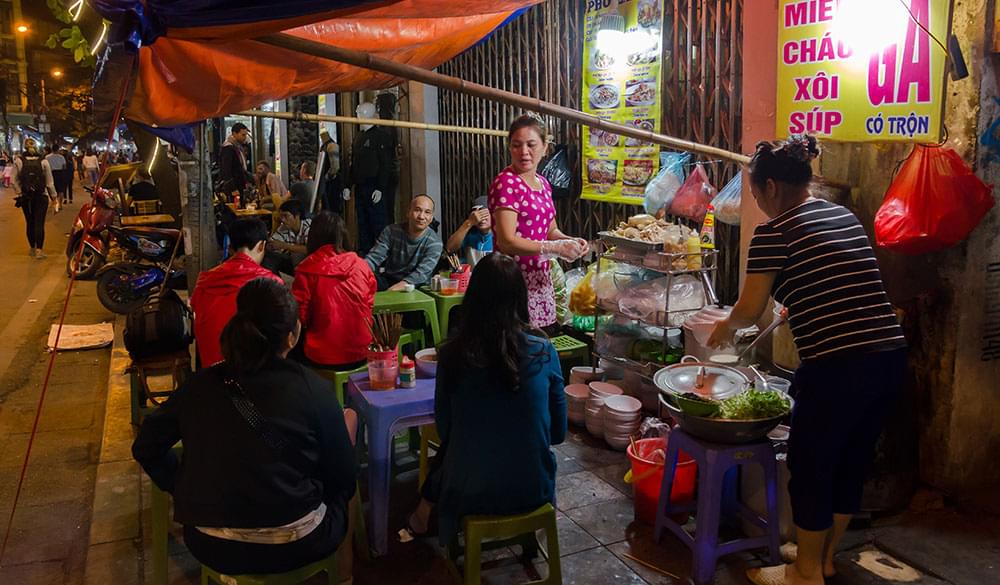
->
653;429;781;585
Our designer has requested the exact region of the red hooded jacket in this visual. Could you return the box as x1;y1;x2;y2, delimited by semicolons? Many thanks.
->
292;245;377;366
190;253;282;367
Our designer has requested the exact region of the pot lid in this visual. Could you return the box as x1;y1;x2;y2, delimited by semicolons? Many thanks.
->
653;362;748;400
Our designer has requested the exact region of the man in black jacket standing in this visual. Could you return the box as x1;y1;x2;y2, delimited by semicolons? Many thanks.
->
219;122;252;201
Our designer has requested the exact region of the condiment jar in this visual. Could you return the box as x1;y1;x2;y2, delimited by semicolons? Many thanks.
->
398;356;416;388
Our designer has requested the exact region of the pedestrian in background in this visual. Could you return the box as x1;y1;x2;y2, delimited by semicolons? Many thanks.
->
44;146;68;205
83;149;100;186
61;147;75;204
14;138;58;259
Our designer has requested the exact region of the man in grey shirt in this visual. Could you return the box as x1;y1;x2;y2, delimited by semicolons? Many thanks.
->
44;146;67;205
365;194;442;291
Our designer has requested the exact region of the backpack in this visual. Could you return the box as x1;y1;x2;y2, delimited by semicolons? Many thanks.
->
124;289;193;360
19;156;46;195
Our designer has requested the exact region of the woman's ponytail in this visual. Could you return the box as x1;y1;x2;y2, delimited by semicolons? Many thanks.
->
219;278;299;375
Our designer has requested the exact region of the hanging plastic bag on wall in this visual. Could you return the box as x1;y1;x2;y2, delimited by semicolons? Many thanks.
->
669;164;717;222
539;144;573;199
644;151;690;215
874;145;995;255
711;172;742;225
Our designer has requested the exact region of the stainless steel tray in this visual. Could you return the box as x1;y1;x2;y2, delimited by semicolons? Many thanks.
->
597;231;663;253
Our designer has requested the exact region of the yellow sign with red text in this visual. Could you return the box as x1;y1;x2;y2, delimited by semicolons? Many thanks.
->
776;0;950;142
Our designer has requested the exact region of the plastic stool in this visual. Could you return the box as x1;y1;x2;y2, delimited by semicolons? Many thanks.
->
313;364;368;406
398;328;426;360
447;503;561;585
201;552;338;585
653;429;781;585
417;424;441;490
129;350;191;425
550;335;589;378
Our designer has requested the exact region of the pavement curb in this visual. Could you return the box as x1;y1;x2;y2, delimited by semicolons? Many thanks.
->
84;314;143;584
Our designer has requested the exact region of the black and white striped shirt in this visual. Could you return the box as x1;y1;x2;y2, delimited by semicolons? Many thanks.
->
746;199;905;361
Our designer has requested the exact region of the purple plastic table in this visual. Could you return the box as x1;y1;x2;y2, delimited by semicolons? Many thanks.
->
347;373;436;556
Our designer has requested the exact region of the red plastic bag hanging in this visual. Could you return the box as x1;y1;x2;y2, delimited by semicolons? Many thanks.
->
874;145;994;255
668;164;717;222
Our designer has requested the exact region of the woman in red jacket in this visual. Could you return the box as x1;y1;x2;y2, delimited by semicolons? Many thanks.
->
293;211;377;369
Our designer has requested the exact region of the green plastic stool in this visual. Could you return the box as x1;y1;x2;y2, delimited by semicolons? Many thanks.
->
550;335;589;378
397;329;426;360
312;364;368;406
447;503;561;585
373;290;442;346
201;552;338;585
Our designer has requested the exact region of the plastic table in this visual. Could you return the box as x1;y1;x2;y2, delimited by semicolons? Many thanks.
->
347;373;436;556
373;290;442;346
419;288;464;338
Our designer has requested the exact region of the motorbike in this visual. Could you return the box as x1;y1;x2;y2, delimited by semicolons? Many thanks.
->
66;186;118;279
95;225;187;314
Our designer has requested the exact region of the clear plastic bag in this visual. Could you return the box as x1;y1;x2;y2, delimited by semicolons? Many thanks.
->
669;164;717;222
540;144;572;199
644;151;690;215
569;263;597;316
712;172;742;225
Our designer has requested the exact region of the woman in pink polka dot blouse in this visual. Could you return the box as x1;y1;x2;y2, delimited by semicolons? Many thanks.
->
489;115;588;329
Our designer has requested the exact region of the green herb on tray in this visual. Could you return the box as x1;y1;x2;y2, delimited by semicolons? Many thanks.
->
716;389;790;420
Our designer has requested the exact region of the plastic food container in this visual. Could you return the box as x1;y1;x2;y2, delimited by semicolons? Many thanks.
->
439;278;459;295
367;351;399;391
415;348;438;378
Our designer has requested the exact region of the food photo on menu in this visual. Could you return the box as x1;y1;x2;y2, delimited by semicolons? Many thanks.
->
623;159;655;187
589;128;622;148
587;159;618;185
625;78;657;107
637;0;661;28
625;119;656;147
589;83;620;110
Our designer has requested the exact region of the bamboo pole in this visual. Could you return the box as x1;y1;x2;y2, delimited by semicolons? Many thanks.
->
256;33;751;165
237;109;508;137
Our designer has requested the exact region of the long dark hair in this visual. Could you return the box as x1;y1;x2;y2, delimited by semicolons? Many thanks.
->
307;211;351;254
220;278;298;374
438;254;543;390
749;134;821;188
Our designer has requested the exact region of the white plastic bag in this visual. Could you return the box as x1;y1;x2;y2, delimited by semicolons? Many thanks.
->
712;172;742;225
644;152;690;215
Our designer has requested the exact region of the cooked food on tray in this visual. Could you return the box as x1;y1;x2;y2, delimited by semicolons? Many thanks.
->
637;0;662;28
608;216;697;246
623;159;654;186
590;84;620;109
587;159;617;184
625;119;655;147
625;81;657;107
591;48;615;70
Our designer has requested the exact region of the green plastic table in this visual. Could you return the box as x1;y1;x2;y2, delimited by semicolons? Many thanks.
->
373;290;442;346
419;288;465;338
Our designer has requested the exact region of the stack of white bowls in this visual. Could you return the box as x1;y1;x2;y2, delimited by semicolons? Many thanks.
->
569;366;605;385
602;395;643;451
564;384;590;426
585;382;623;437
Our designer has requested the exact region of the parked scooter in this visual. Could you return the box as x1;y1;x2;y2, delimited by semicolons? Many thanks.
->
66;186;119;279
94;225;186;314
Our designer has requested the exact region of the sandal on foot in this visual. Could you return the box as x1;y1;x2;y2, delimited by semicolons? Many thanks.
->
747;565;788;585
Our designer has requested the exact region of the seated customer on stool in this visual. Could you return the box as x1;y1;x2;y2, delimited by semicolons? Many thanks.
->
190;218;282;368
406;254;567;543
365;194;442;291
264;199;312;276
132;278;359;577
445;196;493;265
292;211;377;371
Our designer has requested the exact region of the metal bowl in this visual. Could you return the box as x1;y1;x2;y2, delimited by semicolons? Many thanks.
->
659;394;792;444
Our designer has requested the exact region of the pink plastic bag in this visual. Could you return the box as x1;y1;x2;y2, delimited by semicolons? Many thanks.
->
875;146;994;254
669;164;716;222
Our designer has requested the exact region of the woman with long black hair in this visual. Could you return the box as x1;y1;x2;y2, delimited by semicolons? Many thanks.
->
133;278;358;576
406;253;567;545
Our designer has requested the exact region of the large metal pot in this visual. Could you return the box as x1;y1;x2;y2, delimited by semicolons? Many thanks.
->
652;357;751;401
659;394;791;444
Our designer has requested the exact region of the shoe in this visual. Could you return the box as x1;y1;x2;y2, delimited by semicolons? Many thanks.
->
34;251;48;259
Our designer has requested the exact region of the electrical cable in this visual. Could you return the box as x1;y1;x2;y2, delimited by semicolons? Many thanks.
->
0;53;138;566
895;0;950;56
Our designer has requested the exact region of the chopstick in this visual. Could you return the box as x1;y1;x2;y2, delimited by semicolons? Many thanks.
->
621;552;680;579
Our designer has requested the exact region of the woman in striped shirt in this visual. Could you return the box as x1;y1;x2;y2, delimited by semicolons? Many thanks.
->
710;135;907;585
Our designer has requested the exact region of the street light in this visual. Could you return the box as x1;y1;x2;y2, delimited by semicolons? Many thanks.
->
51;69;63;78
15;24;29;34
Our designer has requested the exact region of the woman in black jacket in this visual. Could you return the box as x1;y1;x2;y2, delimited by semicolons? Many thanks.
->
133;278;358;575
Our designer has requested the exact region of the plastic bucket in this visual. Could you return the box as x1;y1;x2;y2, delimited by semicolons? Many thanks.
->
625;437;697;525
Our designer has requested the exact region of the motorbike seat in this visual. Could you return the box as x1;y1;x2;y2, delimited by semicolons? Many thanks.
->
113;225;182;240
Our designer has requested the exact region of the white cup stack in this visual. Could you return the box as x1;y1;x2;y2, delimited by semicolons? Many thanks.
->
602;395;643;451
585;382;623;438
564;384;590;426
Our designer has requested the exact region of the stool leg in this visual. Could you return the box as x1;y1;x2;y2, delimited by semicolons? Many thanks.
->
761;452;782;564
692;456;725;585
464;525;483;585
151;484;168;585
542;512;562;585
353;481;371;563
418;427;431;490
654;440;681;543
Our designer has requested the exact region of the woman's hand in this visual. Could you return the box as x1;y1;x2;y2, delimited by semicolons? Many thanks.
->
542;239;582;261
707;318;736;349
573;238;590;259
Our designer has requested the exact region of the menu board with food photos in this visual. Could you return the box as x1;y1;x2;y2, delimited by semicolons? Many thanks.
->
581;0;663;205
